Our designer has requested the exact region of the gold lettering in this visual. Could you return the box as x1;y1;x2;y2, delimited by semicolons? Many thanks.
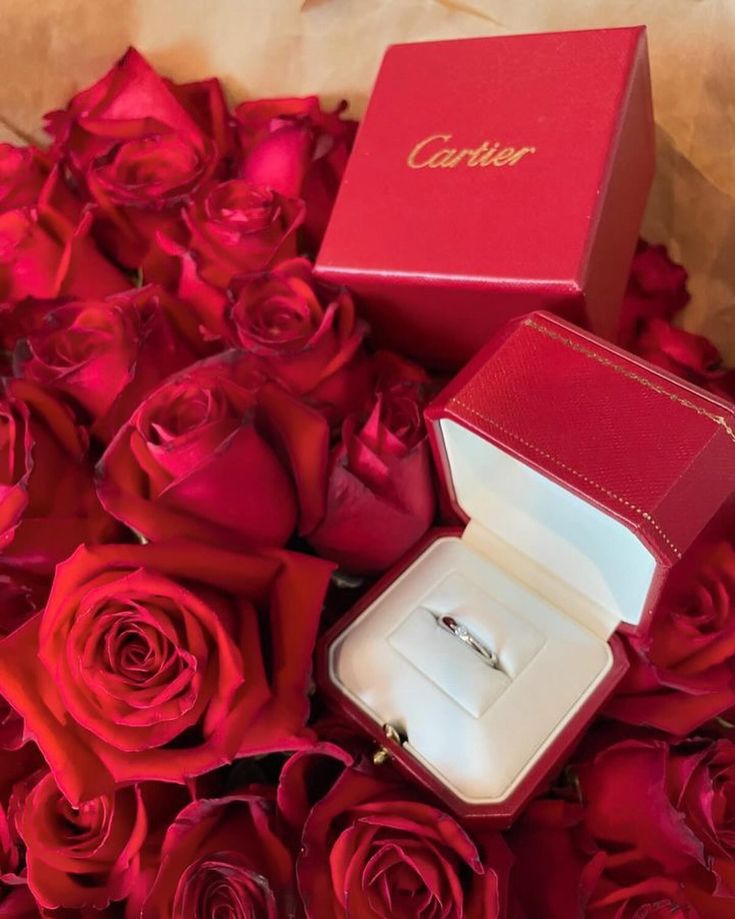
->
431;149;458;168
506;146;537;164
446;148;475;167
407;135;537;170
407;134;453;169
488;146;517;166
478;143;501;166
467;142;491;166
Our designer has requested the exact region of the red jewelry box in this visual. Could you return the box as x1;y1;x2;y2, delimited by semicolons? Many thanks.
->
318;312;735;827
315;27;655;369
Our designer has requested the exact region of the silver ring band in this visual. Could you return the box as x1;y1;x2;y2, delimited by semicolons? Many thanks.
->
439;615;501;669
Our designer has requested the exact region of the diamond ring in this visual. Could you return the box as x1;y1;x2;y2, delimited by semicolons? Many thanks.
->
439;615;501;669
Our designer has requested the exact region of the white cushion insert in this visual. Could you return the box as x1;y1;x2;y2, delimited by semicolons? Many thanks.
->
330;535;614;803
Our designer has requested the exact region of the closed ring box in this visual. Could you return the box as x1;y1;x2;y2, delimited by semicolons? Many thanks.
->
315;27;655;369
318;312;735;827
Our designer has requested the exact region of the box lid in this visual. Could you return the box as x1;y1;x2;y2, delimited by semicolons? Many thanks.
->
316;26;654;359
426;312;735;631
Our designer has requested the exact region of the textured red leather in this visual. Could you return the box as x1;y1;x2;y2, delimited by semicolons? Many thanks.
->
320;312;735;827
315;27;655;368
428;311;735;626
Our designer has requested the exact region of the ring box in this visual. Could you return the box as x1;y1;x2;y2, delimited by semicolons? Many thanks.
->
315;27;655;369
318;312;735;826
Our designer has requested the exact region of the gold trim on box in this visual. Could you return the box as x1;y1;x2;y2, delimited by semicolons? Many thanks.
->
450;399;682;558
526;318;735;443
448;316;735;558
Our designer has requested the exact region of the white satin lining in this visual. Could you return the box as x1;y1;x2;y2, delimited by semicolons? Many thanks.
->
439;419;656;628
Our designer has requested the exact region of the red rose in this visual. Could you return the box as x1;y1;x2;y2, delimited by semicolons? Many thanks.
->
0;146;50;212
276;742;354;838
182;180;304;289
0;378;118;575
620;240;690;344
631;318;735;401
606;541;735;735
576;738;735;915
227;258;371;422
254;383;332;538
44;48;224;170
507;797;708;919
580;741;706;876
14;286;199;443
306;360;436;573
17;771;147;910
161;182;306;337
45;48;231;274
0;540;333;803
671;739;735;895
583;869;701;918
97;352;298;549
295;763;511;919
0;170;127;341
235;96;357;252
140;793;295;919
166;76;234;163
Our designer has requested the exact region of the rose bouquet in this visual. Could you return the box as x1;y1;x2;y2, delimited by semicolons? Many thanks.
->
0;45;733;919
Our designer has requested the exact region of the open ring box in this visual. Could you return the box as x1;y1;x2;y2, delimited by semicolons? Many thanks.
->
318;311;735;827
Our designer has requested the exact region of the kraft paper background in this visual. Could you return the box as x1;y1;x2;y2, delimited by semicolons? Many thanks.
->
1;0;733;355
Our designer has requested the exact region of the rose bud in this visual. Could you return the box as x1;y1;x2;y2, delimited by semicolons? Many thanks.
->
97;352;298;549
306;372;437;574
235;96;357;252
0;378;120;576
139;793;295;919
44;48;232;276
631;318;735;402
606;541;735;735
16;771;147;911
228;258;371;423
0;145;51;212
620;240;690;344
0;170;128;345
0;540;333;804
297;764;512;919
13;286;200;443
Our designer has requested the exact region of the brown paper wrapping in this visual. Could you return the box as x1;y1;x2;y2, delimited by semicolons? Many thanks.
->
1;0;732;354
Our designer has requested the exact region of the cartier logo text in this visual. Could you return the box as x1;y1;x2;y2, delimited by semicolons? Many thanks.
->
407;133;536;169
